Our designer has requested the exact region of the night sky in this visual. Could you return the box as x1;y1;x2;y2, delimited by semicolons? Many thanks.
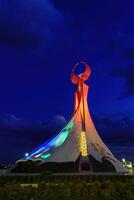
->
0;0;134;163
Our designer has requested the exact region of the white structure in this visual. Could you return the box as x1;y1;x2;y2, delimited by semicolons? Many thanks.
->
20;62;127;173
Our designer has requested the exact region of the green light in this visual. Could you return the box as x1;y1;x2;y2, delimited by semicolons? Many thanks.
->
55;121;74;147
41;153;51;159
55;131;68;147
67;120;74;130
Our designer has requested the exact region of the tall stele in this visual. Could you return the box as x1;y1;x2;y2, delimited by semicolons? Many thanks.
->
18;62;127;173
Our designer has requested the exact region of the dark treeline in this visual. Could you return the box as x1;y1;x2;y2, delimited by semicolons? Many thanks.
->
0;175;134;200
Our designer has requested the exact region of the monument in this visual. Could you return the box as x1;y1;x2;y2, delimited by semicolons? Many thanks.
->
16;62;127;173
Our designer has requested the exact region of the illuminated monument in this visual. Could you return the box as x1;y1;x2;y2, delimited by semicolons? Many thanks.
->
17;62;127;173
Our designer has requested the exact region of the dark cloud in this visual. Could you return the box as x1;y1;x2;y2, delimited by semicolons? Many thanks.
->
0;114;66;137
93;113;134;145
0;0;62;49
93;113;134;159
0;16;39;49
1;113;133;146
0;113;134;163
109;145;134;161
112;65;134;97
123;49;134;60
0;114;66;163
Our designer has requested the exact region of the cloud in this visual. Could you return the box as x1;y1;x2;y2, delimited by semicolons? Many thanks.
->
109;145;134;161
93;113;134;145
47;115;66;128
112;65;134;98
106;31;134;61
0;113;134;162
0;114;66;137
0;114;66;163
2;113;133;147
0;0;62;49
